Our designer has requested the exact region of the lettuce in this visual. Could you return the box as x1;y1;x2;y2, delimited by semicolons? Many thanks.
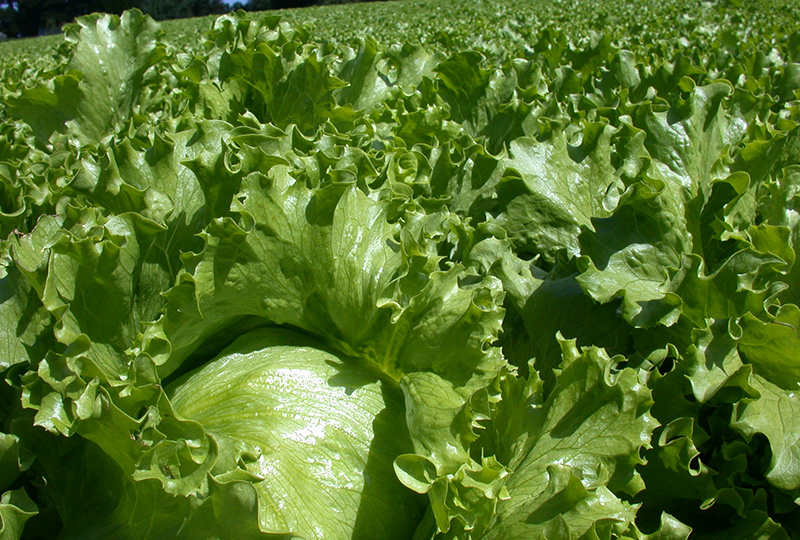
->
1;4;799;539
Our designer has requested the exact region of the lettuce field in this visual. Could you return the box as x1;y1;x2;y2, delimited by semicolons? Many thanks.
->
1;0;800;538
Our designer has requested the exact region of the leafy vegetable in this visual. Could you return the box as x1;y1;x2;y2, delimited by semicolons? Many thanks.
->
1;1;799;538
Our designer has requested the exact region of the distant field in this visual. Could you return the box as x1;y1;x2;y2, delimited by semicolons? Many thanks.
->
2;0;798;63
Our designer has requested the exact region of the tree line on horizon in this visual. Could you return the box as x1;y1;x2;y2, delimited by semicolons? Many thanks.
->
0;0;381;38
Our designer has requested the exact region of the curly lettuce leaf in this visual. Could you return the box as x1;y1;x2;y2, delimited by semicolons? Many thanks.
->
498;123;621;261
4;10;166;145
730;372;800;492
399;338;656;539
576;83;763;327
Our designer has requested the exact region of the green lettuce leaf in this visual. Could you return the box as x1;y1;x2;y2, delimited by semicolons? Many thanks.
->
24;429;271;540
168;327;425;539
4;10;166;145
738;305;800;391
481;339;655;539
498;123;621;262
576;83;755;327
0;488;37;540
730;373;800;491
401;338;656;538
